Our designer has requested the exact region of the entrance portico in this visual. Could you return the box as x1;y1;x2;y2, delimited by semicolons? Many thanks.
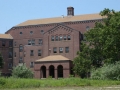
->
34;55;73;79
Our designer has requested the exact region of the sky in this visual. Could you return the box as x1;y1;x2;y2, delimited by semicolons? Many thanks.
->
0;0;120;34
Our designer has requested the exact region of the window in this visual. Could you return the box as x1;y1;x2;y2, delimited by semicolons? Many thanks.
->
14;42;16;46
32;39;35;45
51;36;54;41
19;45;23;52
64;35;67;40
30;62;34;68
19;57;23;63
41;30;44;34
59;47;63;53
65;47;69;53
2;40;5;46
8;63;12;69
9;52;12;58
39;39;43;45
28;40;31;45
30;50;34;56
30;31;33;34
38;50;42;56
55;36;59;41
20;32;22;35
86;26;90;31
59;36;63;41
53;47;57;53
67;35;71;40
14;52;16;57
9;41;13;47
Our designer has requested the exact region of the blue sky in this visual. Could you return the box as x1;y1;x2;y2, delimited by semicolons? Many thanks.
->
0;0;120;34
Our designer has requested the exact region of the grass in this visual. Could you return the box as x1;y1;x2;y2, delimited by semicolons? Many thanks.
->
0;77;120;89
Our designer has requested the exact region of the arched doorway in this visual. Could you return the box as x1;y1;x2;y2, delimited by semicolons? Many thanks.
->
57;65;63;78
40;66;46;78
49;65;55;78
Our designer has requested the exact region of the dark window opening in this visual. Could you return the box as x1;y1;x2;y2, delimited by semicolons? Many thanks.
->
19;45;23;52
39;39;43;45
51;36;54;41
59;36;63;41
64;35;67;40
38;50;42;56
20;32;22;35
32;39;35;45
9;41;13;47
14;42;16;46
59;47;63;53
30;62;34;68
28;40;31;45
53;47;57;53
14;52;16;57
30;50;34;56
41;30;44;34
8;63;12;69
67;35;71;40
30;31;33;34
2;40;5;46
55;36;59;41
57;65;63;78
49;65;55;78
65;47;69;53
19;57;23;63
9;52;12;58
41;66;46;78
86;26;90;31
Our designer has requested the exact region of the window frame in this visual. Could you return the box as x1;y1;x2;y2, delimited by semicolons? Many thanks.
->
53;47;57;53
65;47;69;53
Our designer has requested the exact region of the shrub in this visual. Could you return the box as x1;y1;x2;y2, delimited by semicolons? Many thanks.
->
91;61;120;80
12;64;33;78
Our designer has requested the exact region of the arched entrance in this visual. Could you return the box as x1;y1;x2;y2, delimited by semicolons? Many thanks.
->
49;65;55;78
57;65;63;78
40;66;46;78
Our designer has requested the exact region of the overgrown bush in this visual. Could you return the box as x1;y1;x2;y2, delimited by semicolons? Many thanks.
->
12;64;33;78
91;61;120;80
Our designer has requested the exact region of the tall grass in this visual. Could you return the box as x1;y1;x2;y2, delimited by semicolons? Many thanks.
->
0;77;120;89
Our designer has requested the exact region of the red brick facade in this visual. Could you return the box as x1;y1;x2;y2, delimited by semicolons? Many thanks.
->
2;7;103;78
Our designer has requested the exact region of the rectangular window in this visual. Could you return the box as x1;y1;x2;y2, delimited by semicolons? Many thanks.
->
14;42;16;46
30;50;34;56
67;35;71;40
19;57;23;63
30;31;33;34
64;35;67;40
9;52;12;58
32;39;35;45
59;36;63;41
51;36;54;41
65;47;69;53
14;52;16;57
59;47;63;53
28;40;31;45
19;45;23;52
53;47;57;53
8;63;12;69
38;50;42;56
55;36;59;41
39;39;43;45
9;41;13;47
30;62;34;68
2;40;5;46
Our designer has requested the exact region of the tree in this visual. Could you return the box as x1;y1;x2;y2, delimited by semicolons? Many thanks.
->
12;64;33;78
74;8;120;77
0;53;3;68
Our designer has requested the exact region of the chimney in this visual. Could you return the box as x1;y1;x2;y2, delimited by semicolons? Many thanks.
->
67;7;74;16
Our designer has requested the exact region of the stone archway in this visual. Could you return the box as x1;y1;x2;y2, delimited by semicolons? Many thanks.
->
57;65;63;78
49;65;55;78
40;66;46;78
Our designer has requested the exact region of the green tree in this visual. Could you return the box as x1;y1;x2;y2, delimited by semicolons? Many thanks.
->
0;53;3;68
12;64;33;78
74;8;120;77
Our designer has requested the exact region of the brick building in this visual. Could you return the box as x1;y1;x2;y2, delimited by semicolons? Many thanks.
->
1;7;104;78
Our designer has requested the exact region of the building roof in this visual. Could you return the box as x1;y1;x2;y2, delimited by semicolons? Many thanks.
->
35;55;70;62
0;34;13;39
16;13;105;27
